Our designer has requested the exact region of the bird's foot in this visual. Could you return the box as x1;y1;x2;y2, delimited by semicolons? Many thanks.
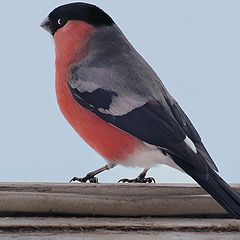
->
118;176;156;183
70;174;98;183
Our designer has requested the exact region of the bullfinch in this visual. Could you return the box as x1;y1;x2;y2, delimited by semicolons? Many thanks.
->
41;2;240;218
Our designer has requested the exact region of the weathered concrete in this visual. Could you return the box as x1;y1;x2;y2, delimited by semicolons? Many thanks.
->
0;232;240;240
0;183;239;217
0;217;239;232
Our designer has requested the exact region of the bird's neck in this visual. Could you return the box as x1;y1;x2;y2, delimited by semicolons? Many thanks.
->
54;21;95;68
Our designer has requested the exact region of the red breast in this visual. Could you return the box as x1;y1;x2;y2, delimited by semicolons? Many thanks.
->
54;21;142;163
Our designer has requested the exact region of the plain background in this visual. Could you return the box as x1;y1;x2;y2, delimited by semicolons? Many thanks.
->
0;1;239;183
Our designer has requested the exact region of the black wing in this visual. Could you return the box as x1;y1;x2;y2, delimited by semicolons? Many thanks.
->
166;96;218;171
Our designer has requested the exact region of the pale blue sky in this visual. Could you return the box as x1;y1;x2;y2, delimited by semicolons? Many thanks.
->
0;1;239;183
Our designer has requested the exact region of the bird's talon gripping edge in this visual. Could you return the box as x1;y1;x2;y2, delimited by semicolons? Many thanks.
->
70;176;98;183
118;177;156;183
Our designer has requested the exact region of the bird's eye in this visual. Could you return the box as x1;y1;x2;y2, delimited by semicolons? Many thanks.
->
57;18;62;25
56;18;67;28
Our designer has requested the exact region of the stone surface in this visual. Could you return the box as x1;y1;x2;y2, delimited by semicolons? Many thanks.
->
0;217;239;239
0;232;240;240
0;183;239;217
0;217;239;232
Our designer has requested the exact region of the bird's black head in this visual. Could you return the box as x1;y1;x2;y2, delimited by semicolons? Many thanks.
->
41;2;114;35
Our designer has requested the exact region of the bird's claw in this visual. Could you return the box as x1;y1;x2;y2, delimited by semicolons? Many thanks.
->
70;176;98;183
118;177;156;183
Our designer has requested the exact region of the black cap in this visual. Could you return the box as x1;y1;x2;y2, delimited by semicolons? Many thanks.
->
42;2;114;35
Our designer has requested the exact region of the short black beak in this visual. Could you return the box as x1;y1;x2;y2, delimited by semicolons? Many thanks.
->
40;17;52;34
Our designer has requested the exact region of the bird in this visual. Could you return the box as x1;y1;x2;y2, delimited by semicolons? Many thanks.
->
41;2;240;218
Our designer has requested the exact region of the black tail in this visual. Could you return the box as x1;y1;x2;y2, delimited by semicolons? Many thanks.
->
197;167;240;218
183;164;240;218
173;151;240;218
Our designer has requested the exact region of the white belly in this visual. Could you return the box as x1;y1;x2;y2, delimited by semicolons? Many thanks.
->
122;142;183;172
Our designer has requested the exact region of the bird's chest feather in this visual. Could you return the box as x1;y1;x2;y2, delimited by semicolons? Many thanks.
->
54;22;142;162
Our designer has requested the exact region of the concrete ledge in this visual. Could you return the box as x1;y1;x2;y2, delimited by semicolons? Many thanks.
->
0;217;239;232
0;183;239;217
